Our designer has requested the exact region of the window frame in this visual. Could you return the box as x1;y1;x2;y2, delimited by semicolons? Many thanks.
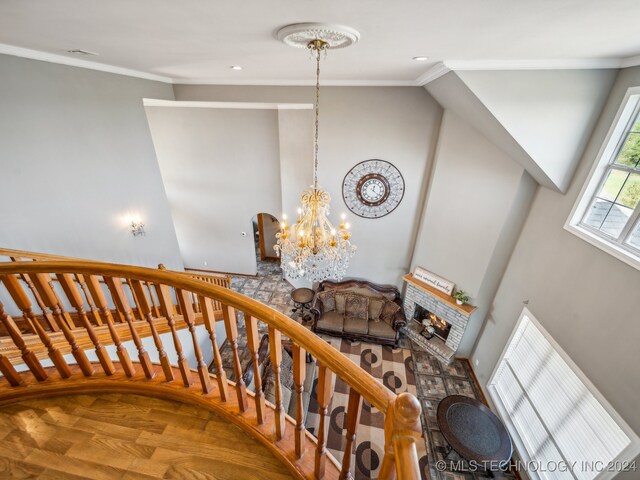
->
565;86;640;271
487;307;640;480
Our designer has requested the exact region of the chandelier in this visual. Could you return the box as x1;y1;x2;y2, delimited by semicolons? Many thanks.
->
275;26;358;282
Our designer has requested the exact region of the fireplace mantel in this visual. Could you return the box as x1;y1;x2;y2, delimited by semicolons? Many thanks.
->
403;274;476;316
401;274;477;363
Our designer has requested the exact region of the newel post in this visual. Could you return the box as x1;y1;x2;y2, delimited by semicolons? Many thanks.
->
378;392;423;480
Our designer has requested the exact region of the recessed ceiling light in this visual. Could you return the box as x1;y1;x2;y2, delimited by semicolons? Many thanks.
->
230;65;243;70
412;56;429;62
67;49;99;56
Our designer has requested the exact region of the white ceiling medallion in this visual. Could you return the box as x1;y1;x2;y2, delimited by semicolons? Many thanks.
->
276;23;360;49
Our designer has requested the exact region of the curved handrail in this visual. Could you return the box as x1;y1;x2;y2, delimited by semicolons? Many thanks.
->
0;259;422;480
0;260;395;411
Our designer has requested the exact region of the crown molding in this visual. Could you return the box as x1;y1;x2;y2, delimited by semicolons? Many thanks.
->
443;58;622;71
0;43;173;83
414;63;451;86
621;55;640;68
143;99;313;110
173;78;417;86
3;42;639;87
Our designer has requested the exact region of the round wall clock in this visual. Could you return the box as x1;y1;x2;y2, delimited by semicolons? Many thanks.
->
342;159;405;218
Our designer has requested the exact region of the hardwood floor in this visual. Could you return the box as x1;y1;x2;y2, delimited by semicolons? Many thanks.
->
0;393;294;479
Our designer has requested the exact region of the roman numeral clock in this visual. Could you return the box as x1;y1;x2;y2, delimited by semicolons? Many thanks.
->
342;159;405;218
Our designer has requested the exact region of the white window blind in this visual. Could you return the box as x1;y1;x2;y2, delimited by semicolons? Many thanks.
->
489;309;639;480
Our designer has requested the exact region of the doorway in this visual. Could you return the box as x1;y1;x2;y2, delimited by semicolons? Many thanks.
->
252;213;280;261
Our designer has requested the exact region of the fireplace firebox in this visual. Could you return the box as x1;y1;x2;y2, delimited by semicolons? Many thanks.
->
413;303;451;342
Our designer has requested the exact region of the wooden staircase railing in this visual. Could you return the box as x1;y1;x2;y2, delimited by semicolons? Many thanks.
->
0;258;422;480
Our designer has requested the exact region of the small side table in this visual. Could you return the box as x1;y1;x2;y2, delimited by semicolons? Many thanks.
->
437;395;512;473
291;287;315;322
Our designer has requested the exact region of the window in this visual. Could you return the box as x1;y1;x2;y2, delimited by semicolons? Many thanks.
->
566;88;640;270
488;309;639;480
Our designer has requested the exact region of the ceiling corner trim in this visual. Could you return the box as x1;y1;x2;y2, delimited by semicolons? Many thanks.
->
415;62;451;86
142;99;313;110
0;43;174;83
621;55;640;68
443;58;623;71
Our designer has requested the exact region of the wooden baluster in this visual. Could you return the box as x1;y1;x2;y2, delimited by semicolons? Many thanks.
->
105;277;155;379
379;393;423;480
246;315;266;424
191;292;201;314
75;274;102;325
315;364;334;479
31;273;72;330
57;273;115;376
14;272;58;332
45;275;75;329
85;275;135;376
198;295;228;401
31;273;94;377
0;275;37;335
222;304;248;412
292;344;306;459
0;301;48;381
268;326;285;439
0;274;71;378
339;389;364;479
126;279;144;321
131;280;173;382
155;284;192;386
0;352;23;386
146;281;161;318
177;289;212;393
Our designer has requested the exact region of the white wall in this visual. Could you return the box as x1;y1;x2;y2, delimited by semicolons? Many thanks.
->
471;66;640;476
0;54;183;270
411;110;536;356
457;69;617;192
145;106;283;275
172;85;443;287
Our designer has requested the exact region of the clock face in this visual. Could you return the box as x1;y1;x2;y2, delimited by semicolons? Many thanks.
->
343;160;404;218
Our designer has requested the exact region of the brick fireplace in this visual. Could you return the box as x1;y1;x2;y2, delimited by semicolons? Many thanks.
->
401;274;476;363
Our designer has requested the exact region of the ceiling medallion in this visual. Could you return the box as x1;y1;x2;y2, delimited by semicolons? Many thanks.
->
276;23;360;50
274;24;358;283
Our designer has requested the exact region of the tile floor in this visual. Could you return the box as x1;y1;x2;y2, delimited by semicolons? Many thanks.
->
226;250;515;480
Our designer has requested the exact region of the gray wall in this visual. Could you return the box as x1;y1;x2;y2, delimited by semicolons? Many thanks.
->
411;110;536;357
145;106;282;275
173;85;443;286
471;66;640;475
0;54;183;269
457;69;617;192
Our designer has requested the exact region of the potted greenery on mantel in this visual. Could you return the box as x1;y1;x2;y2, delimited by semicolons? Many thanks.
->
452;290;470;306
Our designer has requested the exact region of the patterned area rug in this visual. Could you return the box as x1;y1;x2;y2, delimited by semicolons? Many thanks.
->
217;253;514;480
305;336;427;479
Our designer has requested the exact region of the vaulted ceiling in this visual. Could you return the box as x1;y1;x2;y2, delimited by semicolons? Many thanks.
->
1;0;639;85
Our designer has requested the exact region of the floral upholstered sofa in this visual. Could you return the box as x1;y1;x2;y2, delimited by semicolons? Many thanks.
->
310;279;406;347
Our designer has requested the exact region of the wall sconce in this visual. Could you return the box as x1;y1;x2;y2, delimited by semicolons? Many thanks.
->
129;216;146;237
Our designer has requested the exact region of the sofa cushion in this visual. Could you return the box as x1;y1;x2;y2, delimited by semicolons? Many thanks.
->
344;315;369;335
263;349;295;410
334;292;348;314
368;319;396;340
317;310;344;333
341;286;396;302
345;294;369;320
317;289;336;312
380;300;401;325
368;298;385;321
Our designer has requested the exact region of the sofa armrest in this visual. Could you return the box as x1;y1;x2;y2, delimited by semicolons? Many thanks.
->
392;310;407;331
310;294;324;319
